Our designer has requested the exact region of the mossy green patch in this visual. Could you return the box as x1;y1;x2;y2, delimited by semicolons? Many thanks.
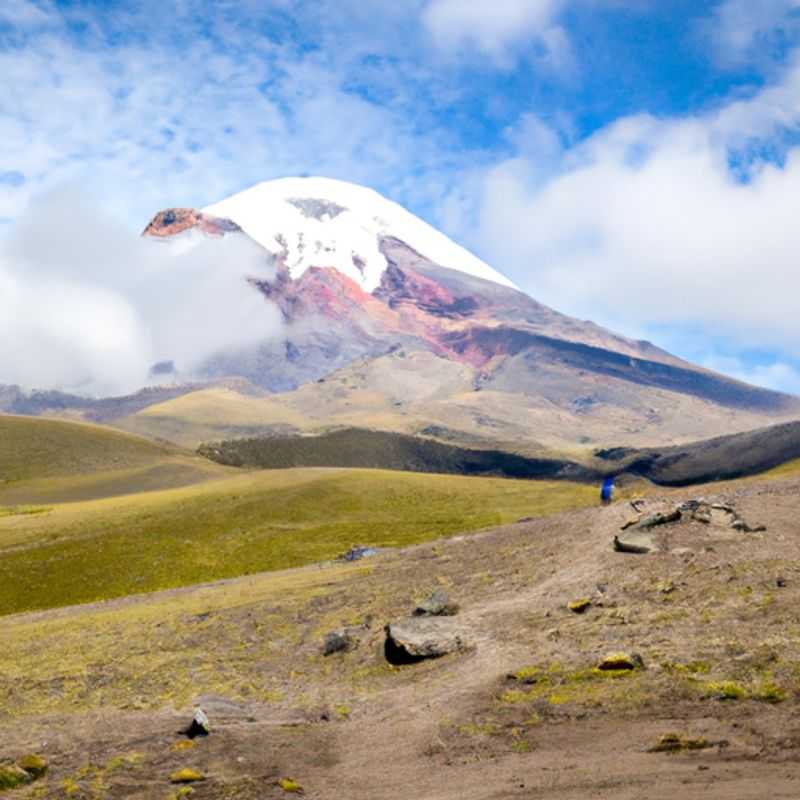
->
0;764;30;790
699;680;749;700
501;662;642;709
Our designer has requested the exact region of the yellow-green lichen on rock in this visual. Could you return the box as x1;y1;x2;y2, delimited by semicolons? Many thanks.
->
18;754;48;779
169;768;205;784
568;598;592;614
278;777;304;793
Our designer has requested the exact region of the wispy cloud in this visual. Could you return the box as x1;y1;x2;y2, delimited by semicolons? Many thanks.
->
708;0;800;67
0;1;468;227
421;0;572;68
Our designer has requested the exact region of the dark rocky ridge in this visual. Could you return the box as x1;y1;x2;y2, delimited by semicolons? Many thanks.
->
199;428;599;482
598;420;800;486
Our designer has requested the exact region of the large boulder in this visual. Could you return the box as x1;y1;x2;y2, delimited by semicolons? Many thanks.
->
384;618;468;663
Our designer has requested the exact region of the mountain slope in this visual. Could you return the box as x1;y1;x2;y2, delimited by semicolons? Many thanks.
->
32;176;800;451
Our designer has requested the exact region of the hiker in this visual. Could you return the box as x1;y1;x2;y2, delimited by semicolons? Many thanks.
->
600;476;614;506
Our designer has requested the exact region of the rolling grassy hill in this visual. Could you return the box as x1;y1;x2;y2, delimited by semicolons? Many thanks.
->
0;415;232;504
113;387;307;448
0;467;596;617
0;415;180;481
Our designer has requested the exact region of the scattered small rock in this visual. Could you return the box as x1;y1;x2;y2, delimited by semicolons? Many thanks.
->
384;618;468;664
414;589;459;617
649;733;712;753
568;598;592;614
339;546;378;562
777;577;788;588
184;708;209;739
170;768;205;784
322;630;356;656
635;510;682;530
614;532;656;555
517;517;535;523
597;652;645;671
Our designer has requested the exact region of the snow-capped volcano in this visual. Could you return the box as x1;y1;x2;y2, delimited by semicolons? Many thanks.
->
202;176;517;292
137;176;800;449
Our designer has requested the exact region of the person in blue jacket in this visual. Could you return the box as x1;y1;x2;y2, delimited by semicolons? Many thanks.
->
600;476;614;506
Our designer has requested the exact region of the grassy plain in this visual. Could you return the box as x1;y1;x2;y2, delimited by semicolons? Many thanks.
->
0;466;596;617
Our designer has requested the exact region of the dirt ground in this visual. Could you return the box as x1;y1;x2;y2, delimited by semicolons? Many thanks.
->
5;473;800;798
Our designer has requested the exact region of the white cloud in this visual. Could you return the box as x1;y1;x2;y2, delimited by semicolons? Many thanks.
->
710;0;800;66
701;353;800;395
422;0;571;65
447;56;800;384
0;188;281;395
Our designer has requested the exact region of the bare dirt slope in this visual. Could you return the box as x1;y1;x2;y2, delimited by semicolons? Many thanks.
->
4;472;800;798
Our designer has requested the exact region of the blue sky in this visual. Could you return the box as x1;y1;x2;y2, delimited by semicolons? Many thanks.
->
3;0;800;394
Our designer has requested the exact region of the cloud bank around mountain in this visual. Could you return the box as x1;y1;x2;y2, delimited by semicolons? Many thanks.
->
0;188;281;395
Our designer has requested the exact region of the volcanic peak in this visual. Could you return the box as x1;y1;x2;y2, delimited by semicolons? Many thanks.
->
201;176;518;293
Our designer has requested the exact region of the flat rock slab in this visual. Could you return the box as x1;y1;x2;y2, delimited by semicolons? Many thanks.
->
385;618;469;663
614;530;657;554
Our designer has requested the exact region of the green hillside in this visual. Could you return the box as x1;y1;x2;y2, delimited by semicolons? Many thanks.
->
0;415;231;504
0;467;595;616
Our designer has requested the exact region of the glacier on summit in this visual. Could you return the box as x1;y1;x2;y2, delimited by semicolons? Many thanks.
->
203;176;518;293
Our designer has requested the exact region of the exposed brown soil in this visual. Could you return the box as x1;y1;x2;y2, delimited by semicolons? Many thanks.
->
5;473;800;798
